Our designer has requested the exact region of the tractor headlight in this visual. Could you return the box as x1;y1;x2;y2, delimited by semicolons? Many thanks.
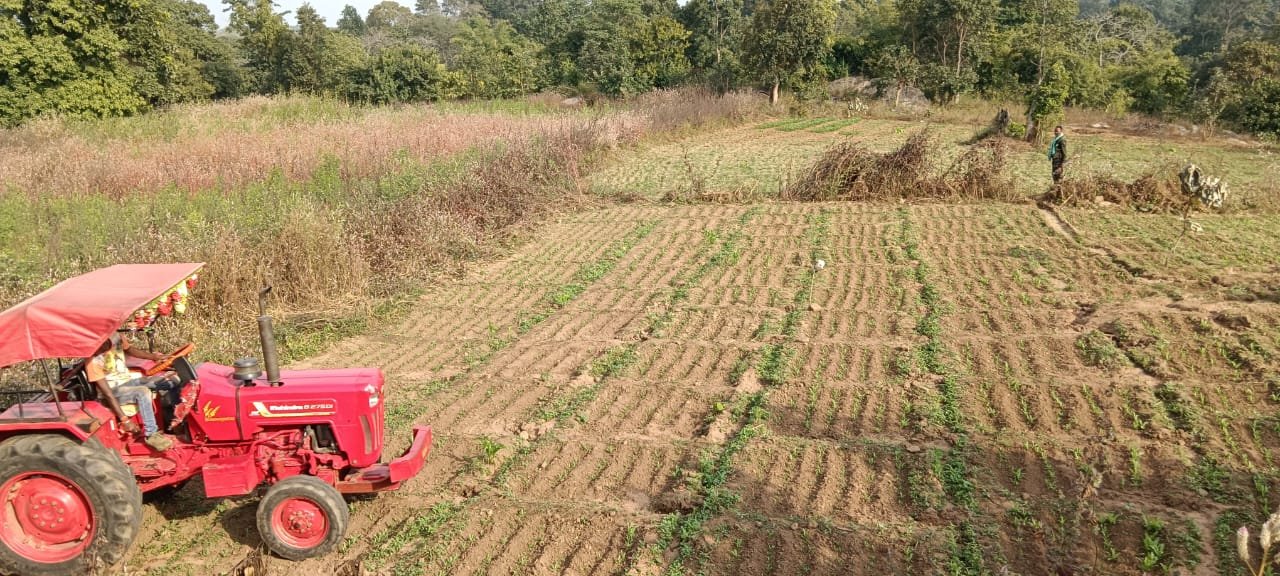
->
364;383;379;408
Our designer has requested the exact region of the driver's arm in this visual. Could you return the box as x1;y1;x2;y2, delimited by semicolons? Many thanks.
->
86;357;134;426
120;334;165;362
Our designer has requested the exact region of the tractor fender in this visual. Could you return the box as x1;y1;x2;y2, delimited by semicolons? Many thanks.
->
0;422;87;445
0;402;121;448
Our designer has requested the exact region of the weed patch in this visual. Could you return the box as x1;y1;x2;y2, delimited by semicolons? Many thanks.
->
1076;330;1130;371
362;501;464;571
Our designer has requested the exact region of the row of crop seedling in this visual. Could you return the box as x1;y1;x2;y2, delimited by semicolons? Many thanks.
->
643;208;759;339
381;220;658;434
892;207;1003;574
896;207;964;434
1085;312;1280;533
358;221;665;571
653;209;831;575
490;211;761;488
1070;327;1242;573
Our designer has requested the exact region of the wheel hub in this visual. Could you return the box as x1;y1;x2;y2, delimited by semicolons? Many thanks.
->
1;472;95;563
287;509;313;532
272;497;327;549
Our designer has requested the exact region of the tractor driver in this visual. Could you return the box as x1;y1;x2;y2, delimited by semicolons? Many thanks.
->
86;334;177;451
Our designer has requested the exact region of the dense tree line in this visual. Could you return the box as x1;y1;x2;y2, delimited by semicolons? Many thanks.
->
1;0;1278;138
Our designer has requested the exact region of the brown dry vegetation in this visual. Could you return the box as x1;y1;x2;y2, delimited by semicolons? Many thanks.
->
0;91;766;363
0;98;638;199
1046;167;1280;214
782;130;1021;203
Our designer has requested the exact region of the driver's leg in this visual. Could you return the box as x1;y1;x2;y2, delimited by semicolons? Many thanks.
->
114;384;172;451
112;385;158;436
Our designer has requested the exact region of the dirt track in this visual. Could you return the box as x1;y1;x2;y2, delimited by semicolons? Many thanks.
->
120;202;1280;575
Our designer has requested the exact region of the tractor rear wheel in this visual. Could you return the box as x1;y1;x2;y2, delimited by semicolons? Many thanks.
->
0;434;142;576
256;476;348;561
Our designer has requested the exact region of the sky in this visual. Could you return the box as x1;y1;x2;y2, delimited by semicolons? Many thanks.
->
198;0;396;27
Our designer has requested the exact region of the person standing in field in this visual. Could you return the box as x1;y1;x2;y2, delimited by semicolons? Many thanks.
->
1047;125;1067;185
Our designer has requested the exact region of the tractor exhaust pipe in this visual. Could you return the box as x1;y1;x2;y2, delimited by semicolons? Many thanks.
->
257;286;282;386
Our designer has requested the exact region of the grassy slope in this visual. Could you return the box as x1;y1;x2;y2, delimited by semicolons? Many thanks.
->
0;96;626;364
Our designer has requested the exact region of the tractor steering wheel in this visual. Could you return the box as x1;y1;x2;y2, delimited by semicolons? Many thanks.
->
143;343;195;376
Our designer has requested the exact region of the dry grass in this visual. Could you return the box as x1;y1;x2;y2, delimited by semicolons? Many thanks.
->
631;88;766;133
1044;166;1184;212
0;132;599;362
0;95;644;198
0;90;755;362
782;130;1020;202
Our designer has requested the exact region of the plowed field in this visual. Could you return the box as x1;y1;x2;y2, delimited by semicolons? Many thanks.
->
114;197;1280;576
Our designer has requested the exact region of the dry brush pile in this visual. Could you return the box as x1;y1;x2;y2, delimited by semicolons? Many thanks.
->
1044;167;1188;211
782;130;1021;203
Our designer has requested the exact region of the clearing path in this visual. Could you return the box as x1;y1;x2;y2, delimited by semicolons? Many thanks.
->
122;202;1280;576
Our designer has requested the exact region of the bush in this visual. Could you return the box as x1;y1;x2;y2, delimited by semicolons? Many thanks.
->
342;43;449;104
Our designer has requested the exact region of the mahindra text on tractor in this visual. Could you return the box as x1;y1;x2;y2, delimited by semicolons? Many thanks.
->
0;263;432;576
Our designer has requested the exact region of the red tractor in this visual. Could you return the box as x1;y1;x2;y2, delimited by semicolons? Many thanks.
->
0;263;432;576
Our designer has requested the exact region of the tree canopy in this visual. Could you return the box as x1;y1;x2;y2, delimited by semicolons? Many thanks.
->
1;0;1279;138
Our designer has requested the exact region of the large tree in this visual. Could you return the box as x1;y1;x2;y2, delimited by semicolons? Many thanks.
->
0;0;150;125
366;0;414;32
226;0;295;93
337;4;366;35
1090;4;1188;114
871;44;921;108
114;0;223;106
898;0;998;78
449;17;544;98
1201;39;1280;137
681;0;748;92
576;0;690;95
741;0;836;104
344;42;448;103
285;4;365;94
1002;0;1078;134
1183;0;1274;56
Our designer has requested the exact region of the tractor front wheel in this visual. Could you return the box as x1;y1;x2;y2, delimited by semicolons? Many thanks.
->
0;435;142;576
256;476;348;561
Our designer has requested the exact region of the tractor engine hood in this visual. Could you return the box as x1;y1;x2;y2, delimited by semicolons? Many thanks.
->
194;363;386;468
197;363;384;395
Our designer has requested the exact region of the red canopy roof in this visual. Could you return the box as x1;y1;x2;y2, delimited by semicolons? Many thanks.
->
0;263;203;368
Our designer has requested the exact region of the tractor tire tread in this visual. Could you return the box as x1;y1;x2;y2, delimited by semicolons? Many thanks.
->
0;434;142;576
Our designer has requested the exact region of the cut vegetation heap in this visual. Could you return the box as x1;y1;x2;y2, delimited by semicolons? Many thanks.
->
783;131;1020;203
